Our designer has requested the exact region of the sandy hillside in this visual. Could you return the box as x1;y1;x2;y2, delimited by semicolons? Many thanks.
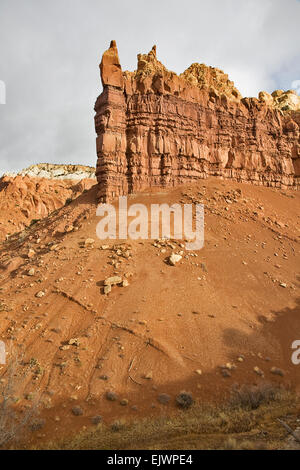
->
0;177;299;446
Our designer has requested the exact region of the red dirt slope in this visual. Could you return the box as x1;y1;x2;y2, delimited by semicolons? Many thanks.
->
0;177;299;446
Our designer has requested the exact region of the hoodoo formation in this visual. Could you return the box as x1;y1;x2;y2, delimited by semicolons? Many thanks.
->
95;41;300;201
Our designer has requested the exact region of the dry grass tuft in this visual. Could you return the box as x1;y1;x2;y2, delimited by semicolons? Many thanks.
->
0;349;40;447
38;383;298;451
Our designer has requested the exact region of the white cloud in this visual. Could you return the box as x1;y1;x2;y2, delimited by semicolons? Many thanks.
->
0;0;299;173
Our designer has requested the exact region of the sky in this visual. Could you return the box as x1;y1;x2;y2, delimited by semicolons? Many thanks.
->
0;0;299;174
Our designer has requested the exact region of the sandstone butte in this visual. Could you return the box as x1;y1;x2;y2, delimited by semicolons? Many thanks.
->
94;40;300;202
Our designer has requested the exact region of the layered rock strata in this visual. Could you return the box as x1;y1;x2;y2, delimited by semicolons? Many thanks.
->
94;41;300;201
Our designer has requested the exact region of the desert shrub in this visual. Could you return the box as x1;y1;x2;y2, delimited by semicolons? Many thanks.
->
0;350;39;447
111;419;126;432
176;392;194;409
229;383;284;410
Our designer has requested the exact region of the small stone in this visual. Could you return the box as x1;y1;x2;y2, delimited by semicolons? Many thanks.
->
195;369;202;375
144;371;153;380
99;375;109;381
50;244;60;251
91;415;102;425
103;285;111;295
279;283;287;288
122;279;129;287
105;391;118;402
270;367;284;377
120;399;128;406
104;276;122;286
221;369;231;378
157;393;171;405
224;362;236;370
84;238;95;246
72;406;83;416
35;291;45;298
254;366;264;377
124;272;134;278
69;338;80;346
27;268;35;276
27;249;35;259
25;393;35;401
64;224;74;233
168;253;182;266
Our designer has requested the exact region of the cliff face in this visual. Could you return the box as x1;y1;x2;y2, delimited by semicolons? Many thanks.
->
94;41;300;201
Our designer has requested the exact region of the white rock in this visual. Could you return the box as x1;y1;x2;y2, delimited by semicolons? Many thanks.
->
168;253;182;266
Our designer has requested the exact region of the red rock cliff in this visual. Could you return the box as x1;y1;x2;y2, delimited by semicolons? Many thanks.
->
94;41;300;201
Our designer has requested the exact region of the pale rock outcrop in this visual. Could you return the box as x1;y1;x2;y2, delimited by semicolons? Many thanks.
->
4;163;96;181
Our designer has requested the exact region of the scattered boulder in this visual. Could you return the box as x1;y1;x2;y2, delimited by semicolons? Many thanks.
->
72;406;84;416
221;369;231;378
157;393;171;405
68;338;80;346
35;291;45;298
168;253;182;266
104;276;122;286
270;367;284;377
64;224;74;233
99;375;109;381
103;285;111;295
27;249;35;259
84;238;95;247
253;366;264;377
105;391;118;402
